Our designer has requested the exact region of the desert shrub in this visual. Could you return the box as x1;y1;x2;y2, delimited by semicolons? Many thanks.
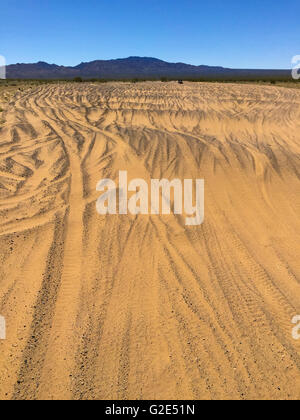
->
73;77;83;83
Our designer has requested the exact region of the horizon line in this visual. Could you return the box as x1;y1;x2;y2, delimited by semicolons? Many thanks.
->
5;56;290;71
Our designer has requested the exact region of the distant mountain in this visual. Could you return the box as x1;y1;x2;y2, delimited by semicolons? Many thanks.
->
6;57;291;80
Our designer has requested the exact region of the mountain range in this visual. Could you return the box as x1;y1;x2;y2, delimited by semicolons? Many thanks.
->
5;57;291;80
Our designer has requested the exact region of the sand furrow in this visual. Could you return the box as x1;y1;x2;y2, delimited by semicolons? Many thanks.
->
0;82;299;400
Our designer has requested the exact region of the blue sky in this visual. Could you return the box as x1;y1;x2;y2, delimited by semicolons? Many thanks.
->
1;0;299;68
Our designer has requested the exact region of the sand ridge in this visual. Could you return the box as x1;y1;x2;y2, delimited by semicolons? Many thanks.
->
0;81;299;400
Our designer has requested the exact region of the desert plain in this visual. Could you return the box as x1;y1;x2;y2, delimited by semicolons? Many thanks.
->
0;81;299;400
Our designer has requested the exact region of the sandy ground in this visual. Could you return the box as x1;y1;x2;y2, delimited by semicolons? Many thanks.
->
0;81;299;400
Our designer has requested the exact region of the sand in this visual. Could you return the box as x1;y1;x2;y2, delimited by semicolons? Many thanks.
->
0;81;299;400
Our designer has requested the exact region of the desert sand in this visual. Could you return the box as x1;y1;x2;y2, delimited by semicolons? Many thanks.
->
0;81;299;400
